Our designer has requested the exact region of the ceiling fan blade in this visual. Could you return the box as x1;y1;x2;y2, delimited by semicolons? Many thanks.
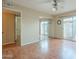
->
56;0;64;3
57;4;64;9
36;0;54;4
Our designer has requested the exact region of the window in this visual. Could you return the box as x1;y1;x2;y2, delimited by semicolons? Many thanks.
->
63;16;76;40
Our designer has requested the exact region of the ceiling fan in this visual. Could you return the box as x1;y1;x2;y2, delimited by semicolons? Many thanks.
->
52;0;58;11
39;0;64;11
52;0;64;11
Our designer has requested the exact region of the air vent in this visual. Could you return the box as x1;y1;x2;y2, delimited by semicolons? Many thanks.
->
3;0;14;8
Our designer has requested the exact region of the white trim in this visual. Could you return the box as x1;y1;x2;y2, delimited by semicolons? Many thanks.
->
21;40;40;46
3;7;21;13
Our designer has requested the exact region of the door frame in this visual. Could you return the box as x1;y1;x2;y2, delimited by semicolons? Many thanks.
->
39;18;51;40
2;8;21;46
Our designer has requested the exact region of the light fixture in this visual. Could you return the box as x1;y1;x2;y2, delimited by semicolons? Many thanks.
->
51;0;57;11
39;16;43;18
52;7;57;11
51;0;64;11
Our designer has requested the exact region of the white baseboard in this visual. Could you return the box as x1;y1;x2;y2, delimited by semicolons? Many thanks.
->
48;36;76;42
21;40;40;46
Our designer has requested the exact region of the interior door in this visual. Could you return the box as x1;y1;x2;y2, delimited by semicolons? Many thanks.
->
2;12;15;45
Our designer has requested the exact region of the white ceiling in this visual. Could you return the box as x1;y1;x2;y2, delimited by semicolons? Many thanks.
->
14;0;76;15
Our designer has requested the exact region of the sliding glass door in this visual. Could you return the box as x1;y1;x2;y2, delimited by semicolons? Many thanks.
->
63;16;76;41
40;21;48;35
40;20;49;40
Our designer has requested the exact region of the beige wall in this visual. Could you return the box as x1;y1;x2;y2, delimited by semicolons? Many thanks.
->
3;4;76;46
50;11;76;39
9;4;52;46
48;18;55;38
